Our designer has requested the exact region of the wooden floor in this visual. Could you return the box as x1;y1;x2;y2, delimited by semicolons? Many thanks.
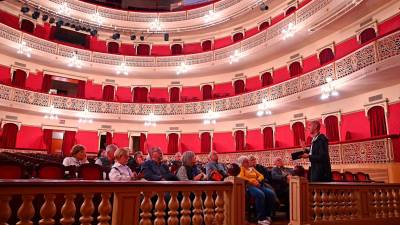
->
246;212;289;225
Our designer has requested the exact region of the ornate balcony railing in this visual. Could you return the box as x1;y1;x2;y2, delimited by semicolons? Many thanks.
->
23;0;272;32
0;178;246;225
289;177;400;225
0;0;340;67
0;30;398;117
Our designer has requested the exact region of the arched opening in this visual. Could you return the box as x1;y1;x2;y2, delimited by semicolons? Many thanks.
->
292;122;305;146
0;123;18;148
167;133;179;154
200;132;211;153
232;32;244;42
171;44;183;55
20;19;35;33
261;72;273;87
367;106;387;137
102;85;115;101
201;40;212;51
137;44;150;56
289;61;302;77
263;127;274;149
324;116;339;142
234;79;245;95
259;21;270;31
318;48;334;65
235;130;245;151
169;87;180;102
11;69;27;88
202;84;213;100
359;28;377;44
107;42;119;54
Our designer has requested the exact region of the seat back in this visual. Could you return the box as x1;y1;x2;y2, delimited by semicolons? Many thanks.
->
0;161;25;179
343;171;355;182
78;164;103;180
356;172;370;182
37;163;65;179
331;171;343;182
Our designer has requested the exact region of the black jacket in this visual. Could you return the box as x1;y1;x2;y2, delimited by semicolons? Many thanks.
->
307;134;332;182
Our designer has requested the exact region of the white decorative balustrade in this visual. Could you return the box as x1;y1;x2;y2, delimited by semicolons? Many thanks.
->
0;0;336;68
0;30;398;117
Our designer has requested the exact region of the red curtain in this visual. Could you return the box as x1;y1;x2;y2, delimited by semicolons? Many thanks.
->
41;74;52;93
133;87;148;103
62;131;76;156
261;72;273;87
0;123;18;148
137;44;150;56
168;133;179;154
263;127;274;149
201;132;211;153
202;40;212;51
285;6;296;16
170;87;180;102
202;85;213;100
108;42;119;54
360;28;376;44
324;116;339;142
234;80;245;95
235;130;245;151
292;122;305;146
319;48;335;65
102;85;115;101
289;61;302;77
368;106;387;137
20;19;34;33
140;133;146;153
43;129;53;153
171;44;182;55
106;132;112;146
12;69;27;88
232;33;244;42
77;80;86;98
259;21;270;31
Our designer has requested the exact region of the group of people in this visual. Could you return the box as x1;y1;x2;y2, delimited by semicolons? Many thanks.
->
61;121;332;225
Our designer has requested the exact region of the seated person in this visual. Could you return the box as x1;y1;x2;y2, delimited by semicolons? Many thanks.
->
176;151;206;181
271;158;294;212
169;152;183;174
109;147;137;181
95;144;118;172
142;147;178;181
206;151;228;181
62;144;89;167
249;155;272;184
127;151;144;174
238;156;275;225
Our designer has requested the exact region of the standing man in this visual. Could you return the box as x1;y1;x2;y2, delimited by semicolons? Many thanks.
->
301;121;332;182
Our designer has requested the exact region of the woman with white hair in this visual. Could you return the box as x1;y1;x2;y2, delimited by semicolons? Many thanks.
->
176;151;206;181
237;156;275;225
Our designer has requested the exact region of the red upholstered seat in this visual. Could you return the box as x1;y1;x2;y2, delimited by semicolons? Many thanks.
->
331;171;343;182
0;161;25;179
78;164;104;180
343;171;355;182
356;172;370;182
37;163;65;179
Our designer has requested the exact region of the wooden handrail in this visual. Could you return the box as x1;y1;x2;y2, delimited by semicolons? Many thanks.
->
289;176;400;225
0;178;246;225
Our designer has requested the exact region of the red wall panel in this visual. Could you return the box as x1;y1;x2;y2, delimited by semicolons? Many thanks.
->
181;86;201;101
183;43;202;54
378;13;400;36
85;81;102;100
302;55;320;73
388;102;400;135
246;76;261;92
26;71;43;91
271;13;284;25
213;132;234;152
273;67;290;84
119;43;135;56
76;130;99;153
275;124;292;148
149;87;169;102
213;82;233;97
151;45;171;56
113;132;129;148
214;36;233;49
335;37;359;60
0;10;20;29
0;65;11;84
89;36;107;53
181;133;201;153
245;27;259;38
341;111;370;140
146;133;168;153
16;125;45;149
115;86;132;102
246;129;263;150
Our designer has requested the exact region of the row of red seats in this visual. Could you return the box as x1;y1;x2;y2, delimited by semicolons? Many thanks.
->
331;171;372;182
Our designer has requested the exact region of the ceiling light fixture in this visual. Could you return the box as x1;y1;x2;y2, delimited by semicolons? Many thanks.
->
67;51;83;69
78;108;93;123
17;41;32;58
90;11;104;26
204;10;218;22
229;49;242;64
116;61;129;75
320;77;339;100
149;18;162;31
176;61;189;75
57;2;71;16
257;99;272;117
44;105;58;120
144;112;157;127
203;110;218;125
282;22;296;40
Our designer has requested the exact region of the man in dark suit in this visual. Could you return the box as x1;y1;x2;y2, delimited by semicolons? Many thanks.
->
301;121;332;182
